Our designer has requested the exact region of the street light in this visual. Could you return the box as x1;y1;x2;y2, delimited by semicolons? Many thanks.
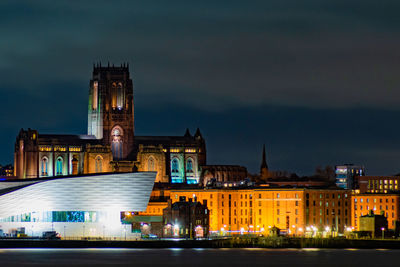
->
381;227;385;239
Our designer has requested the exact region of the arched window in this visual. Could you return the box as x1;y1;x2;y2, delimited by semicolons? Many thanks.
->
111;82;117;108
171;158;179;173
111;126;123;160
41;157;48;176
56;157;63;175
92;81;98;110
72;156;78;175
186;158;193;173
148;157;155;172
95;156;103;173
117;82;124;110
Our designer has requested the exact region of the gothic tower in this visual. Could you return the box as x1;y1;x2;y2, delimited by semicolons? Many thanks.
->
88;63;134;160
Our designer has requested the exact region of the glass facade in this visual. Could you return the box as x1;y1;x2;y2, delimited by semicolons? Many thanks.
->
0;211;99;223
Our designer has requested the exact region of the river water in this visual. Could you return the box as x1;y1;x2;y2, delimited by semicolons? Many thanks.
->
0;248;398;266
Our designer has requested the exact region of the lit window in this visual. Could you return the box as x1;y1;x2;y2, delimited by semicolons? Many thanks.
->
171;158;179;173
148;157;155;172
186;158;193;173
56;157;63;175
41;157;48;176
111;127;123;160
95;156;103;173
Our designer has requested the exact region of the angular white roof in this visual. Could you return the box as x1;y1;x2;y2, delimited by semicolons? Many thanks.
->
0;172;156;218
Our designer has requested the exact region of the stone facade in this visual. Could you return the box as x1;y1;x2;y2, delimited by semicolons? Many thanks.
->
14;63;206;184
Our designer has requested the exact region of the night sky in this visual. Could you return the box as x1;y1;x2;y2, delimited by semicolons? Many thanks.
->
1;1;400;176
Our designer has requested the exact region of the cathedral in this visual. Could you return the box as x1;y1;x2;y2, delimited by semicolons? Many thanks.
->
14;63;206;184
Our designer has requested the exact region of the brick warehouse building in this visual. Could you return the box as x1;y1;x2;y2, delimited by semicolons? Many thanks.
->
140;187;351;235
352;194;400;231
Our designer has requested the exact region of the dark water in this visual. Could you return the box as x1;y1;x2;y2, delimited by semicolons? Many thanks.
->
0;248;399;266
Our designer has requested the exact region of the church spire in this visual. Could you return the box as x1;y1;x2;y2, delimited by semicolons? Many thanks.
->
184;128;192;137
260;144;270;179
261;144;268;169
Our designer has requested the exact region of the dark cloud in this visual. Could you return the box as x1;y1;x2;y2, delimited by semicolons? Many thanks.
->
0;1;399;175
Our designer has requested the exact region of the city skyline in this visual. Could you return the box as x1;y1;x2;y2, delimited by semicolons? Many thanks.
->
1;1;400;175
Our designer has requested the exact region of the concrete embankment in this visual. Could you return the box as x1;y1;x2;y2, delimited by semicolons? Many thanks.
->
1;237;400;249
229;237;400;249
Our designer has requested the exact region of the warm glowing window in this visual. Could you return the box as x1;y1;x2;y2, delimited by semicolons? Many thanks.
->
111;127;123;160
117;82;124;110
148;157;155;171
39;146;52;152
95;156;103;173
93;81;98;110
111;82;117;108
41;157;48;176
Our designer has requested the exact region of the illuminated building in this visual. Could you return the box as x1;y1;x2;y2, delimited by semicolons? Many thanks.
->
351;194;400;230
357;176;400;193
14;63;206;184
0;172;156;238
163;198;209;238
166;187;351;235
0;164;14;177
335;164;365;189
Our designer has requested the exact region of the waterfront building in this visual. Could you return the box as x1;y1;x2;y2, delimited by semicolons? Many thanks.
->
162;198;209;238
165;187;351;235
0;172;156;239
357;176;400;194
359;210;388;238
351;193;400;231
14;63;206;184
335;164;365;189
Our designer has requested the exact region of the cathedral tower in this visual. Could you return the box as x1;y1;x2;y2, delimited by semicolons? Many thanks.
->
88;63;134;160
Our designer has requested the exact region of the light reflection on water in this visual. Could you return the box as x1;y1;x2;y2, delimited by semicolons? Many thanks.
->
0;248;398;266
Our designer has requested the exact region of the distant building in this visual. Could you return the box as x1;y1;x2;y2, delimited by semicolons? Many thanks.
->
359;210;388;238
260;145;271;180
163;198;209;238
0;164;13;177
200;165;247;186
357;176;400;194
351;193;400;230
335;164;365;189
259;178;331;188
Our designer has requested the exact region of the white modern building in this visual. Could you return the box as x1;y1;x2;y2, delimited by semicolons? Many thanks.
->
0;172;156;239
